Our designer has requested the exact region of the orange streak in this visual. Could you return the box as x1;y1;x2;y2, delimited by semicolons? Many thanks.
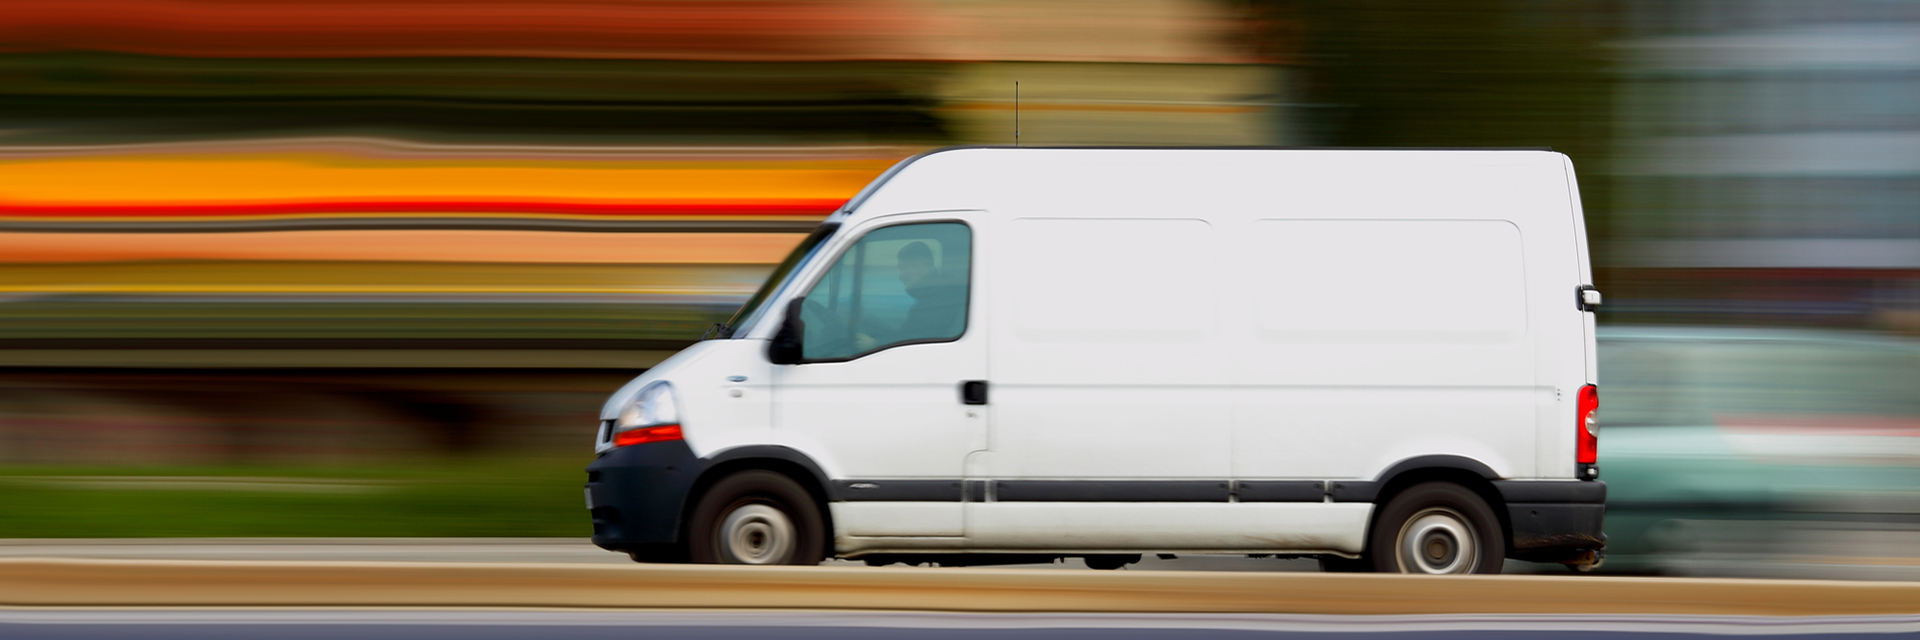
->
0;155;893;206
0;230;805;265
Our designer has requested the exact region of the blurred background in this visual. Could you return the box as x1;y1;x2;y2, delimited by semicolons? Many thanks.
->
0;0;1914;576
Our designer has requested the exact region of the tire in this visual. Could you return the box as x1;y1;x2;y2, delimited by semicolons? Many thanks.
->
1368;481;1505;574
687;470;827;565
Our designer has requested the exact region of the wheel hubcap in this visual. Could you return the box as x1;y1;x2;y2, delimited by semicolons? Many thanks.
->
718;504;795;564
1396;507;1477;574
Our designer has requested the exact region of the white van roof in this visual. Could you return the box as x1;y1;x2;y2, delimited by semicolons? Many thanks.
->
833;146;1574;223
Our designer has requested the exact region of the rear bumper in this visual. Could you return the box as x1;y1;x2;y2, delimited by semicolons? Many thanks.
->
1494;480;1607;563
585;440;702;551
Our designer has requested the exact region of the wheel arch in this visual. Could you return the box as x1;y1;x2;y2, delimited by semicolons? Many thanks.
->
1364;455;1512;557
686;445;837;545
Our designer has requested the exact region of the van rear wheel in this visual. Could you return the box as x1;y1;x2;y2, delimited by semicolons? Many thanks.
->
688;470;827;566
1368;482;1505;574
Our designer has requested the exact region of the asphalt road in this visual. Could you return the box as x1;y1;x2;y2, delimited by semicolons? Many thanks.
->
5;610;1919;640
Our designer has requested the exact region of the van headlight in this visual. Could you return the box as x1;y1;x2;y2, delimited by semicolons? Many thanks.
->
612;381;683;447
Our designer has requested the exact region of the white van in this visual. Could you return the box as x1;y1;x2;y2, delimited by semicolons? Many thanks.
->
585;147;1605;574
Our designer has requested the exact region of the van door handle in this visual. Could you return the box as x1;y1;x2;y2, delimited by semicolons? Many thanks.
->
960;380;988;405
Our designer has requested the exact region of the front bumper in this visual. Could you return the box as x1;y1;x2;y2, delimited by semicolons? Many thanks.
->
1494;480;1608;564
585;439;702;551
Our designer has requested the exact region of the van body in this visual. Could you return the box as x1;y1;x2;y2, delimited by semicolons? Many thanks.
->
585;147;1606;573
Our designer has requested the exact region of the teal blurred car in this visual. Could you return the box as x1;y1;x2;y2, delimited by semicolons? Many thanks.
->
1595;327;1920;577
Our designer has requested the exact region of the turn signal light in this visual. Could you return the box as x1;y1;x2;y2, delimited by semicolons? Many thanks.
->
614;424;683;447
1575;384;1599;464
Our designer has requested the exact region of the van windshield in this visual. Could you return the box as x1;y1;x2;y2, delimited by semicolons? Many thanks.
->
710;222;839;339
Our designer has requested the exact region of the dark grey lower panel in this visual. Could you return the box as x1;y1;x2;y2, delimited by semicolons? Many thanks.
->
1508;503;1607;561
1494;480;1607;504
586;440;703;549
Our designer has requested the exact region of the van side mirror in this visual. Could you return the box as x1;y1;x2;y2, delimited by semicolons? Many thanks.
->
768;297;806;365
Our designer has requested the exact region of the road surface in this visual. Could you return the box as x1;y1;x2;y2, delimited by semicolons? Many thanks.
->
4;610;1917;640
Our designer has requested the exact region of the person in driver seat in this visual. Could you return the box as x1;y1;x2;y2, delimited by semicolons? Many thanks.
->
892;240;966;343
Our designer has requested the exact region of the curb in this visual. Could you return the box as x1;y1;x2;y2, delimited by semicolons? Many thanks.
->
4;559;1920;615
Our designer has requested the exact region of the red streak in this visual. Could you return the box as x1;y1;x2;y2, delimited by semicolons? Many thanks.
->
0;0;926;60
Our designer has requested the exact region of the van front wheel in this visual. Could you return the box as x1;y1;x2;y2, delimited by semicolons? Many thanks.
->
1369;482;1505;574
688;471;827;566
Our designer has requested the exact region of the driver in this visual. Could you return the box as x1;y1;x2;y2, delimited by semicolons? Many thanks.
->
893;241;965;341
851;241;965;352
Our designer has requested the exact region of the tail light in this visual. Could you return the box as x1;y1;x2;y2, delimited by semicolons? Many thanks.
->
1575;384;1599;464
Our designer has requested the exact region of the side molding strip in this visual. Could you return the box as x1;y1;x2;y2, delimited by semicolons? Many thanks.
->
1327;481;1381;503
831;479;1344;503
832;480;964;502
996;480;1231;502
964;480;988;503
1236;481;1327;502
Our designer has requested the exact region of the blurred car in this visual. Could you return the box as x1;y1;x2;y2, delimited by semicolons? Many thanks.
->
1595;326;1920;578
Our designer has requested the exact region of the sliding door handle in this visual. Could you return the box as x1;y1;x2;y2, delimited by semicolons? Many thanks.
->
960;380;988;405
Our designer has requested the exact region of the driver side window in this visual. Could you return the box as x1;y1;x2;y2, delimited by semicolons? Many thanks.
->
800;222;971;361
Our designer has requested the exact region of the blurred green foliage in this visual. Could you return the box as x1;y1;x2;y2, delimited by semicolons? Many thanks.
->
0;459;591;537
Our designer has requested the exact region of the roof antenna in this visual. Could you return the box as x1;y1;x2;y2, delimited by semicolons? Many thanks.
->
1014;81;1021;147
